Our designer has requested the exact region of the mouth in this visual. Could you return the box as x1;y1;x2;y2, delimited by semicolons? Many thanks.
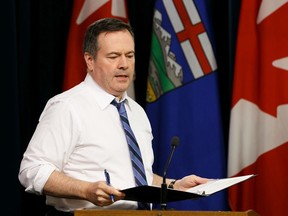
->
115;74;128;78
115;74;129;82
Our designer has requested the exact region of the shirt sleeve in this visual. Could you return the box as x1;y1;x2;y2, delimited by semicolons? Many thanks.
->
18;98;81;194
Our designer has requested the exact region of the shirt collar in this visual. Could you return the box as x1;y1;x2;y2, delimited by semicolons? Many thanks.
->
83;73;129;110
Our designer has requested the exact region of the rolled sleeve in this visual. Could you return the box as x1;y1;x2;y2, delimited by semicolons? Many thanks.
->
21;163;56;194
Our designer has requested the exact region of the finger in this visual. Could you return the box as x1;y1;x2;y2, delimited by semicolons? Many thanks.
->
96;195;113;206
106;187;125;201
94;188;114;205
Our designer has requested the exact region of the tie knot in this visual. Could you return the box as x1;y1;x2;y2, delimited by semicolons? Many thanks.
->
111;99;119;109
111;99;125;114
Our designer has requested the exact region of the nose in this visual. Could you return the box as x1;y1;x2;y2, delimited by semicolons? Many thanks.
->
118;55;128;70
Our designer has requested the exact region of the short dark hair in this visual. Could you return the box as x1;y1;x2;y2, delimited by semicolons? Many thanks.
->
83;18;134;58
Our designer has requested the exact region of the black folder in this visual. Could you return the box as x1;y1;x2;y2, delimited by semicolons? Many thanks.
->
121;174;255;203
121;185;203;203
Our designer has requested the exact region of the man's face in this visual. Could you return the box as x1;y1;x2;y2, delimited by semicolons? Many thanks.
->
85;30;135;99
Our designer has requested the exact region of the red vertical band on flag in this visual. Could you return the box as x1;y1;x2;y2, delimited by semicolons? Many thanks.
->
228;0;288;215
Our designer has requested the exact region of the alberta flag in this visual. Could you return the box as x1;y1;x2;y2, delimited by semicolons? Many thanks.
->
146;0;228;210
228;0;288;215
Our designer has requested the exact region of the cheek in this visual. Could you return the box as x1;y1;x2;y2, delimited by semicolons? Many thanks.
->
100;71;115;86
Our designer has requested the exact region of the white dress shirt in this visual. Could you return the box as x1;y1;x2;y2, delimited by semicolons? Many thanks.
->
18;74;154;211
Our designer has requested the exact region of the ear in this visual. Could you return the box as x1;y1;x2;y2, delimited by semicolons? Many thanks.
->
84;52;94;71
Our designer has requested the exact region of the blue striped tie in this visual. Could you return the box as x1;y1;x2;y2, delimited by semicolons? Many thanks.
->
112;100;150;210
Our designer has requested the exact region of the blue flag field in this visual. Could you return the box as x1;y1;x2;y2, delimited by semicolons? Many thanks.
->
146;0;228;210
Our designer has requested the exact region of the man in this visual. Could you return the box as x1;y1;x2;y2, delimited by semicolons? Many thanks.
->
19;18;207;215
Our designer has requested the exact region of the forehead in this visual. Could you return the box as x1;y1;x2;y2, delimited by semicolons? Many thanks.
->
98;30;134;51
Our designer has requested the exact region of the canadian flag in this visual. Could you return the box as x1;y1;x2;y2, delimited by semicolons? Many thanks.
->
63;0;134;97
228;0;288;216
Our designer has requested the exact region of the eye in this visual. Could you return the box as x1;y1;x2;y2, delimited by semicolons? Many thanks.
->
107;54;119;59
126;53;135;59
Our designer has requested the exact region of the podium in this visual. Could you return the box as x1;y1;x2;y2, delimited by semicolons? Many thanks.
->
74;210;259;216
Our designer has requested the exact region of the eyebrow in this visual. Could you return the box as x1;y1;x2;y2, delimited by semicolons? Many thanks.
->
107;51;135;56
